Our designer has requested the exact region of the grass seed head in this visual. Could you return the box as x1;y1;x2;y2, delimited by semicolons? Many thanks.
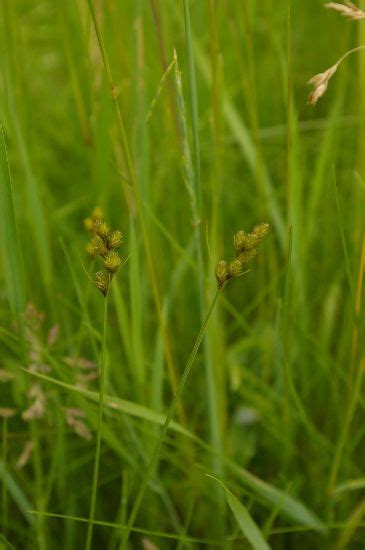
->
228;259;245;278
95;271;110;296
90;235;108;257
234;231;258;254
108;229;123;249
84;206;104;234
94;219;110;240
325;2;365;20
237;248;258;265
307;64;338;105
252;223;270;242
104;250;122;273
85;209;123;297
215;260;229;288
216;222;269;288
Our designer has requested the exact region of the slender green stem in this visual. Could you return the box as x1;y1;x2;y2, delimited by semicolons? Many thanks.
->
182;1;224;533
336;45;365;68
85;294;109;550
183;0;201;210
120;288;221;548
86;0;183;422
332;167;355;301
2;418;7;536
327;358;364;499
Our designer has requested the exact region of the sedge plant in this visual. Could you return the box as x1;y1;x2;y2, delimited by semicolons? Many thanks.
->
84;209;123;550
119;223;270;548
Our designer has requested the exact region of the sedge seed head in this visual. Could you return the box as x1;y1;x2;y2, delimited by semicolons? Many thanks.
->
236;248;258;265
95;271;110;296
234;230;258;255
85;209;123;297
108;230;123;249
94;219;110;240
251;223;270;242
228;259;245;278
104;250;122;273
215;260;229;289
90;235;108;257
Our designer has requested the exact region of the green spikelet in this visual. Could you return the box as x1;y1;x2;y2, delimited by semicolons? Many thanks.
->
108;230;123;249
104;250;122;273
234;230;258;254
252;223;270;242
95;271;110;297
215;223;269;289
90;236;108;257
94;219;110;240
85;208;124;298
215;260;229;289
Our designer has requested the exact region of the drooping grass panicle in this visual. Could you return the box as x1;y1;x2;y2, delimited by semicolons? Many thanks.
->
308;4;365;105
307;44;365;105
325;2;365;20
307;64;339;105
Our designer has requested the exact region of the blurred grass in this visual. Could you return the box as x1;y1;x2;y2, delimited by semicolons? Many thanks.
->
0;0;365;548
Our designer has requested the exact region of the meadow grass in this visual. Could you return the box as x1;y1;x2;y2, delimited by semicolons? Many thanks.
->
0;0;365;548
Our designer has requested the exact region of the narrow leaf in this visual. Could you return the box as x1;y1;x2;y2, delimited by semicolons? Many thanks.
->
207;475;271;550
0;124;25;316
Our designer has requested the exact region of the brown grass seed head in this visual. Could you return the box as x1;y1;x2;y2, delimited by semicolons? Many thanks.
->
325;2;365;20
307;64;338;105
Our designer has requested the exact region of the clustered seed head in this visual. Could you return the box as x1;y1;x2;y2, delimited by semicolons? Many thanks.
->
236;248;258;265
234;231;258;254
108;230;123;249
94;219;110;240
95;271;110;297
85;209;123;297
84;206;104;234
215;260;229;289
252;223;270;242
90;235;108;257
104;250;122;273
215;223;270;289
228;259;245;278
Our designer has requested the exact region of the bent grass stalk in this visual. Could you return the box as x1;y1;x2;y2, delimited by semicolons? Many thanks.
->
308;45;365;104
120;223;269;546
120;288;221;548
85;294;109;550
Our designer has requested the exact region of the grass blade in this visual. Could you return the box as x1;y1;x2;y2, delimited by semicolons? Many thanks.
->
0;125;25;316
207;475;271;550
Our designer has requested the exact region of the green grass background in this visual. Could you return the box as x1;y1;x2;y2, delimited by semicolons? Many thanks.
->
0;0;365;548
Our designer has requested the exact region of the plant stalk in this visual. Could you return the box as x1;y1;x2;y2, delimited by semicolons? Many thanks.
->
120;288;221;548
85;293;109;550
